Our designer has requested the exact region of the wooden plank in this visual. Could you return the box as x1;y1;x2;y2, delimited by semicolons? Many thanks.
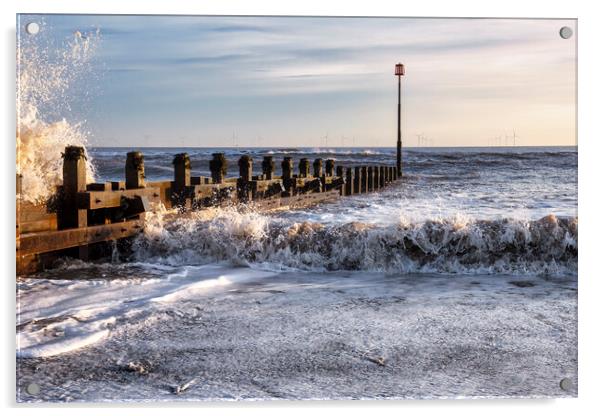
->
186;183;235;196
253;190;340;211
18;202;54;222
255;179;283;192
251;179;284;200
19;218;58;234
17;220;143;257
78;188;161;210
146;180;173;207
187;183;237;207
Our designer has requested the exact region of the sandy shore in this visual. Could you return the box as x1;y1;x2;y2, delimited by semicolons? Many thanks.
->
17;269;577;402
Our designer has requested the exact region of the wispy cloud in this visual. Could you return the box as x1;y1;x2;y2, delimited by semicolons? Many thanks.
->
29;15;576;147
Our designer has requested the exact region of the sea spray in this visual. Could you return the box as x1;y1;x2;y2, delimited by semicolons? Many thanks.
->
17;22;99;203
130;207;578;277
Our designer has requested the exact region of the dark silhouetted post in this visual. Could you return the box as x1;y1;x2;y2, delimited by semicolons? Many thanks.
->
173;153;191;189
367;166;374;192
282;157;294;195
361;166;368;193
59;146;88;259
262;156;275;180
354;166;362;194
299;158;310;178
125;151;145;189
172;153;191;209
336;165;344;178
210;153;227;184
313;158;323;178
282;157;293;180
325;159;335;177
345;167;354;195
238;155;253;182
374;166;380;191
237;155;253;201
395;63;405;177
335;165;346;195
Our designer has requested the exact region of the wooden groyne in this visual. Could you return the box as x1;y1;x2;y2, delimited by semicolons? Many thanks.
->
16;146;400;275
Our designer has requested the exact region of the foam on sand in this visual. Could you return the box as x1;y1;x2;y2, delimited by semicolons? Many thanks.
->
17;265;276;358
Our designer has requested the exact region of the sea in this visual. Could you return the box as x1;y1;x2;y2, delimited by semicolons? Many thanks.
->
16;24;578;401
16;146;578;401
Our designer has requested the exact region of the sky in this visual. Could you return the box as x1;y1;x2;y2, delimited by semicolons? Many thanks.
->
20;15;577;148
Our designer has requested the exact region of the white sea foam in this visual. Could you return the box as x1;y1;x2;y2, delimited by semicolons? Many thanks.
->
128;206;578;277
17;264;276;358
17;24;99;203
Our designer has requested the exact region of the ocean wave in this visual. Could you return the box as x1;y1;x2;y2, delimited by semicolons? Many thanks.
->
17;25;100;203
129;208;577;277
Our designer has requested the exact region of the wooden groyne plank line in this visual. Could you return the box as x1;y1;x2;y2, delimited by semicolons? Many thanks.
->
253;189;340;211
78;188;162;210
17;219;143;257
16;147;402;275
19;218;58;234
16;190;340;258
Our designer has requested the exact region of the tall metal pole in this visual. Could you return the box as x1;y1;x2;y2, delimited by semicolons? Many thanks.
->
397;74;402;177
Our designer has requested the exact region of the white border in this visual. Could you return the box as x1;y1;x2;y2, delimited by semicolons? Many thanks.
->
3;0;600;414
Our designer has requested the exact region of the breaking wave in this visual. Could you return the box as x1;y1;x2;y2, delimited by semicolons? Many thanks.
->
17;22;99;203
130;208;577;277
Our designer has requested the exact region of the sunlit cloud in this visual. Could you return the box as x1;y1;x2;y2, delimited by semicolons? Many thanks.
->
31;15;576;147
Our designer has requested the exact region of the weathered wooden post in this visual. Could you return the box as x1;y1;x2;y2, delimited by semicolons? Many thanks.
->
59;146;88;259
238;155;253;182
379;166;385;187
262;156;275;180
282;157;295;195
361;166;368;193
325;159;335;177
345;167;354;195
392;165;397;181
367;166;374;192
299;158;310;178
354;166;362;194
125;151;145;189
335;165;346;195
172;153;191;208
282;157;293;180
173;153;191;189
313;158;323;178
374;166;380;191
237;155;253;202
210;153;227;184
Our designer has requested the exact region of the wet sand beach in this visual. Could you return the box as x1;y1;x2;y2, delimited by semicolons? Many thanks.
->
17;269;577;402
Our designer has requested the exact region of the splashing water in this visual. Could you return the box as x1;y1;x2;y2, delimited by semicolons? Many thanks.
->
17;22;99;203
129;206;578;277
